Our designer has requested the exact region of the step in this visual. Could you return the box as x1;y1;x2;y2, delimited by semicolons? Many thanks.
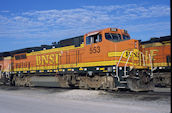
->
119;81;127;84
122;75;129;78
116;86;126;89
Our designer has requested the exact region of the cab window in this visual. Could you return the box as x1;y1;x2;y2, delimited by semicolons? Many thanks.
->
105;33;121;42
123;35;130;40
86;37;91;45
86;34;102;45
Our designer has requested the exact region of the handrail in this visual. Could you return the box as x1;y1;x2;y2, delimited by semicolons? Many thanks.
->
124;51;133;77
149;54;153;78
116;50;126;82
140;52;145;66
116;50;148;81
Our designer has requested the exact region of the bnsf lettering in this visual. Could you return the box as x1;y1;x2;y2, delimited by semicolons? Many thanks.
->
133;52;138;57
125;51;138;57
36;54;59;66
145;49;159;61
124;49;158;61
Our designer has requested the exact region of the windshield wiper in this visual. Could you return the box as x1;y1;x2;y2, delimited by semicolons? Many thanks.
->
109;33;113;39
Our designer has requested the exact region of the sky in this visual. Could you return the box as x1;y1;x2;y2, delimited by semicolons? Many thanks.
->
0;0;171;52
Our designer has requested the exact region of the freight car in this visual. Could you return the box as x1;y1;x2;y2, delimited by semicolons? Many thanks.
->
0;28;154;91
141;36;171;87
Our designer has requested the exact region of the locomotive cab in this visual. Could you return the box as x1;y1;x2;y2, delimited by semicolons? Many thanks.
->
83;28;153;91
84;28;131;45
83;28;140;64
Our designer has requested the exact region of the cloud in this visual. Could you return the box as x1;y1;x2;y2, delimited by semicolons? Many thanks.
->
84;4;170;19
0;10;10;13
0;4;170;42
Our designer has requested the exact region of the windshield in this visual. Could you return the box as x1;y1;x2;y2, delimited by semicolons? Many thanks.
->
123;35;130;40
105;33;121;42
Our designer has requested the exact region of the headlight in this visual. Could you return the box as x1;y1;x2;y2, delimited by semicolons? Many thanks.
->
111;28;117;31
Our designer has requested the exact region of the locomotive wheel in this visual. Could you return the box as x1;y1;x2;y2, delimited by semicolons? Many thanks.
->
127;69;154;91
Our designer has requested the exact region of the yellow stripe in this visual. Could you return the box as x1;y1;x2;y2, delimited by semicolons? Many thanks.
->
14;60;134;71
142;42;171;48
134;66;148;69
3;56;12;60
162;41;171;44
145;62;171;67
108;52;121;57
27;44;84;56
153;62;171;67
49;70;53;72
108;49;139;60
99;68;105;70
67;69;72;71
59;69;63;71
79;67;84;70
103;70;108;72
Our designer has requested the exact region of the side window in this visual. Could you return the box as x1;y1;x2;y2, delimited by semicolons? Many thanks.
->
95;34;102;43
123;35;130;40
86;36;91;45
15;55;20;60
21;54;26;59
0;56;3;61
15;54;27;60
166;55;171;66
86;34;102;45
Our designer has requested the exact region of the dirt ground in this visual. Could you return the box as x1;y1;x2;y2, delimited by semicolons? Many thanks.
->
0;86;171;113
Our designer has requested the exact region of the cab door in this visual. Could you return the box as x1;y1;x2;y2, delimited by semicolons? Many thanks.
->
84;32;104;62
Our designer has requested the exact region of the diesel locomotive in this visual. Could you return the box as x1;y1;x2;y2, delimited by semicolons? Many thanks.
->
0;28;159;91
141;36;171;87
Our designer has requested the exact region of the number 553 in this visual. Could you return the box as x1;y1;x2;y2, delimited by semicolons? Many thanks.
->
90;46;100;54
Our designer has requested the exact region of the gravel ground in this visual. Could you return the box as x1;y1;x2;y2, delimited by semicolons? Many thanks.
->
0;86;171;113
